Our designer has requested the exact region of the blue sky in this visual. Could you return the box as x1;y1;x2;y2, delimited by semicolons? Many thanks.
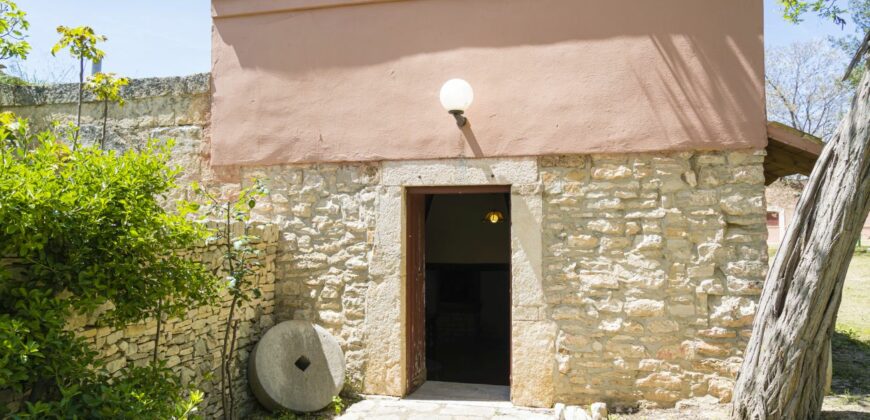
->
9;0;863;83
12;0;211;82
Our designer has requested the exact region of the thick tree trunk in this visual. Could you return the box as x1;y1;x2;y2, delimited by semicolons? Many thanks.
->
732;69;870;419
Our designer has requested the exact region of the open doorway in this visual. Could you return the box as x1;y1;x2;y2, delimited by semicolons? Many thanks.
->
406;186;511;393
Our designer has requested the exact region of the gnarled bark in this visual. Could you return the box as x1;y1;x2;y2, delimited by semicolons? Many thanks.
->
732;68;870;419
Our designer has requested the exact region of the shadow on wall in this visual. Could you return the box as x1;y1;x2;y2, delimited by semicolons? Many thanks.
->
210;0;765;165
215;0;757;74
641;32;764;150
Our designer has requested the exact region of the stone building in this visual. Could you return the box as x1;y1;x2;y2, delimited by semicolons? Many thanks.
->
766;180;870;246
208;0;776;409
0;0;830;413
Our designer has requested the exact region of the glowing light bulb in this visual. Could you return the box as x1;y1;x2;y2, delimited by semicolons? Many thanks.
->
484;211;504;224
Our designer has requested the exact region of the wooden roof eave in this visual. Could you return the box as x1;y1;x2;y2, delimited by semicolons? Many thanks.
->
763;122;825;185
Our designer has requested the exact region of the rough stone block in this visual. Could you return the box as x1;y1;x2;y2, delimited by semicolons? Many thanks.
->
624;300;665;317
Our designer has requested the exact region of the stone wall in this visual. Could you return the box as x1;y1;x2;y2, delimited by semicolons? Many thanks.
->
0;73;210;188
241;164;380;392
541;151;768;407
1;75;769;411
235;152;767;409
67;224;279;419
0;76;277;417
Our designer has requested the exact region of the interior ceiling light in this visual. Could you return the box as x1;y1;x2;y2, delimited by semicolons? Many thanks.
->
483;210;505;224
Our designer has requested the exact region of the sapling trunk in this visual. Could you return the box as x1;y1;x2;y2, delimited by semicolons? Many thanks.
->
221;295;239;420
73;56;83;149
227;318;240;418
220;202;238;420
100;100;108;149
153;300;162;364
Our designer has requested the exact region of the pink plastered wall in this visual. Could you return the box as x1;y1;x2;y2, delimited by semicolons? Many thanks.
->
210;0;766;166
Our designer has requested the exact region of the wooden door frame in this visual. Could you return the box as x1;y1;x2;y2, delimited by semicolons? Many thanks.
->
404;185;512;395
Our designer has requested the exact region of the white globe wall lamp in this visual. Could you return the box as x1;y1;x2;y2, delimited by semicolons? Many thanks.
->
439;78;474;127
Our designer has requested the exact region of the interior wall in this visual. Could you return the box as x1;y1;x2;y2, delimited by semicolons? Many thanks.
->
479;270;511;340
425;194;510;265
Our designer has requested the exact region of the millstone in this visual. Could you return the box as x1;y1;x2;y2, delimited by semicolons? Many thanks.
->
248;320;345;413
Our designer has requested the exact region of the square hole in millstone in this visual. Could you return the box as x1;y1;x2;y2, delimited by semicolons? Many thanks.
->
294;355;311;372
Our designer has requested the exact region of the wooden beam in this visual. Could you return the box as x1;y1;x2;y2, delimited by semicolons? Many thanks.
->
767;122;824;155
764;121;826;184
406;185;511;195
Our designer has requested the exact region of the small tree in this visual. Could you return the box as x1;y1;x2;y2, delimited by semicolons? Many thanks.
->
193;181;267;420
50;25;105;149
766;39;853;140
830;0;870;86
0;115;219;417
85;72;128;148
778;0;848;26
0;0;29;62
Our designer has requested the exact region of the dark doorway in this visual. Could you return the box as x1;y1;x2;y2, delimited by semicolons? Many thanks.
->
406;187;511;390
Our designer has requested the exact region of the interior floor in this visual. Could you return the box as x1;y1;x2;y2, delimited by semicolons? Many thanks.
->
423;193;511;386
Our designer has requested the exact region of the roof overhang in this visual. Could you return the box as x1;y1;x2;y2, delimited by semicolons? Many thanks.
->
764;121;825;185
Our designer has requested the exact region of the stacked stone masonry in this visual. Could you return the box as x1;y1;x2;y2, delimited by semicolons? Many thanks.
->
66;224;279;419
540;152;767;407
241;163;379;392
0;74;768;411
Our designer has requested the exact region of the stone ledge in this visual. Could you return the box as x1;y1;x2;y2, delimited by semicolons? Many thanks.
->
0;73;210;107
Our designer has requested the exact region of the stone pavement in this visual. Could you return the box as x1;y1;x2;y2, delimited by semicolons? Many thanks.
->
338;381;554;420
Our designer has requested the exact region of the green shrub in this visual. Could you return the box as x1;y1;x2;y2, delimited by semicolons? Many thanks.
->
0;115;218;417
19;365;204;419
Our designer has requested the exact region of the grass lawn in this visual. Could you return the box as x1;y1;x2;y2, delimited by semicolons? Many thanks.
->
839;254;870;339
829;253;870;407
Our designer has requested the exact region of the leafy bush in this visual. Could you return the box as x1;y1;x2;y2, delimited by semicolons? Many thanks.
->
0;0;30;62
0;114;218;417
19;364;204;419
0;119;217;327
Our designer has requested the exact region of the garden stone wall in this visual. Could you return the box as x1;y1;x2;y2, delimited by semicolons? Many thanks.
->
1;74;769;410
0;75;275;417
0;223;278;418
0;73;211;189
67;224;279;419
